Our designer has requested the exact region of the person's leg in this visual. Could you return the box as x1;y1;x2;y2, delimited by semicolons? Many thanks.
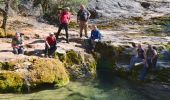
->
64;23;69;43
48;46;57;56
13;47;19;54
18;47;24;54
91;39;96;50
79;21;84;38
88;39;93;50
44;45;48;57
84;21;88;37
128;56;137;70
56;24;63;39
152;57;158;69
139;59;150;80
139;65;148;80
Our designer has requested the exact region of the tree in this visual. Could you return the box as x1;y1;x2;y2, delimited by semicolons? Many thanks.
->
0;0;11;35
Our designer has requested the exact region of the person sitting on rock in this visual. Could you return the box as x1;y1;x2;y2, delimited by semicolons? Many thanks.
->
55;7;71;43
128;43;145;71
45;32;57;57
140;44;158;80
88;25;101;51
11;32;24;54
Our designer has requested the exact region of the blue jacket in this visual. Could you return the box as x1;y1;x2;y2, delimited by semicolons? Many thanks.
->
90;29;101;40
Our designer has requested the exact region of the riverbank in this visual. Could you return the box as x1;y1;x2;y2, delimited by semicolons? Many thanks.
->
0;15;170;95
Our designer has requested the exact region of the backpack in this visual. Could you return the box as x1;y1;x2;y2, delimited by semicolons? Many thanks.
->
79;10;89;21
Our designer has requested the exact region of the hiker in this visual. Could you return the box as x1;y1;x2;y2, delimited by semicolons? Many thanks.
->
140;44;158;80
88;25;101;51
56;7;71;43
77;5;91;38
128;43;145;71
11;32;24;54
45;32;57;57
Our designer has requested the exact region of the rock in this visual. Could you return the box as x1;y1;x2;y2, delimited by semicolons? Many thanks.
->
88;0;170;18
18;0;43;16
64;50;96;80
0;57;69;92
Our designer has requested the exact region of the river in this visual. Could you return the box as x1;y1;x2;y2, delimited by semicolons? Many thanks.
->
0;69;170;100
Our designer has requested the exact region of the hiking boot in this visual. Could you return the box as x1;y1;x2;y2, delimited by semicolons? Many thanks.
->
85;35;88;38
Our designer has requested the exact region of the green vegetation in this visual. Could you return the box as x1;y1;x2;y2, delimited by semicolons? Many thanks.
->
28;58;69;88
64;50;96;80
0;72;25;93
65;50;82;66
0;58;70;92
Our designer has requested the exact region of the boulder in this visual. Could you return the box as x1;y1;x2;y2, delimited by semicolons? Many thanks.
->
18;0;43;16
0;57;69;92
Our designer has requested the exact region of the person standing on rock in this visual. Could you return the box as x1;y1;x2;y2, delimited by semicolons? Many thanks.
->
45;32;57;57
56;7;71;43
140;44;158;80
11;32;24;55
88;25;101;51
77;5;91;38
128;43;145;71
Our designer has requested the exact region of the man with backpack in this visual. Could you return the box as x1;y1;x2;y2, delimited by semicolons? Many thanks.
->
11;32;24;54
77;5;91;38
140;44;158;80
56;7;71;43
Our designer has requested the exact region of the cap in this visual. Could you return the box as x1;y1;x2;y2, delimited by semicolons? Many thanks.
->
49;32;54;35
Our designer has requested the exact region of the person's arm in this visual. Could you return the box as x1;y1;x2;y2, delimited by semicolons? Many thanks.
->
144;49;148;67
45;38;50;48
152;50;157;60
98;30;101;40
87;10;91;19
11;38;18;48
77;11;80;23
68;12;71;24
90;30;94;39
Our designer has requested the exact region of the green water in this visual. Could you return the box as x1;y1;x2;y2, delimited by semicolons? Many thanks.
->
0;70;169;100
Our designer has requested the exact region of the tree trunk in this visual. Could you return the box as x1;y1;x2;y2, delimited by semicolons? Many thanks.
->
1;0;10;35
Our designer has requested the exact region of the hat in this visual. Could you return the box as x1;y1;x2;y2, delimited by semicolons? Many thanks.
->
65;7;70;11
49;32;54;35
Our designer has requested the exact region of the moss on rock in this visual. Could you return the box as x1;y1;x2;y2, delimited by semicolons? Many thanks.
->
65;50;82;66
0;57;70;92
0;71;25;93
28;58;69;88
64;50;96;80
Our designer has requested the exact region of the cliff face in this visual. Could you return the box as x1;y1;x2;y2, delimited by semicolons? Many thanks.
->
88;0;170;18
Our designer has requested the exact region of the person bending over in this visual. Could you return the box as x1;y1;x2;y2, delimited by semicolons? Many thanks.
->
45;32;57;57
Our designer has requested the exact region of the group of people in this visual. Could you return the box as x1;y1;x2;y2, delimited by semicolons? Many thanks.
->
12;5;101;57
128;43;158;80
11;4;158;80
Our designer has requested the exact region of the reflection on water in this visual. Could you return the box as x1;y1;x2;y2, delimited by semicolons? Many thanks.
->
0;70;169;100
